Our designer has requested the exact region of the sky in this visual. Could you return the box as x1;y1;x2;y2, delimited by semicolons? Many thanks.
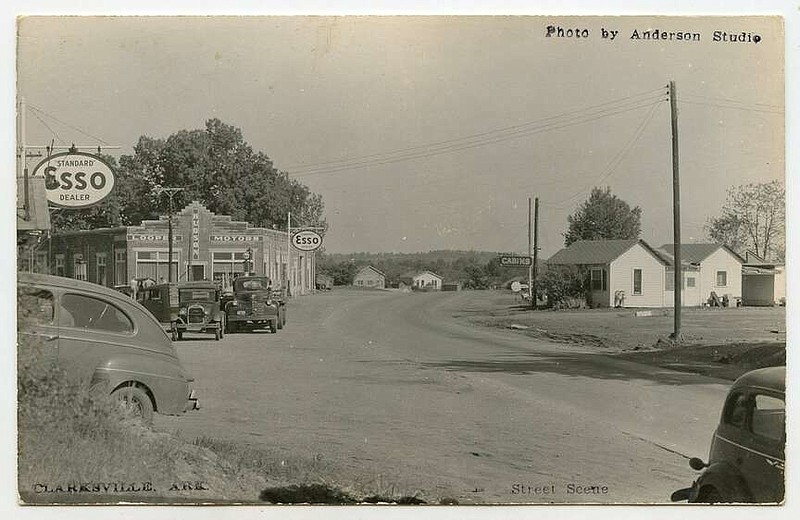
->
14;15;785;257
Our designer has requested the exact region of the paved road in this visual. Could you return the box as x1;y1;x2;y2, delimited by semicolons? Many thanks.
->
156;289;731;503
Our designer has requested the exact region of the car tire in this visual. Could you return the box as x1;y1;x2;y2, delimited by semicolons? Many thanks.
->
269;320;277;333
214;326;221;341
111;384;154;425
277;315;283;330
171;324;178;342
219;317;225;339
177;330;183;341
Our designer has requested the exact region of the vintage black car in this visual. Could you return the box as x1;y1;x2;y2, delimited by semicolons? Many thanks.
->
175;282;225;340
136;282;225;340
671;366;785;503
18;273;199;424
223;276;280;333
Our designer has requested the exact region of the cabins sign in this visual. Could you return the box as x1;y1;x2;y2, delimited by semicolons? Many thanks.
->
499;255;532;267
34;151;116;208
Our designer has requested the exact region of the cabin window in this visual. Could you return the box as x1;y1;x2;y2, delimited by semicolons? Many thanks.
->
633;269;642;295
665;272;674;291
716;271;728;287
686;276;696;288
591;268;607;291
751;394;785;442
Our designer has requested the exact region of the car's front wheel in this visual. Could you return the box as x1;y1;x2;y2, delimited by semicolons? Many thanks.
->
111;384;154;425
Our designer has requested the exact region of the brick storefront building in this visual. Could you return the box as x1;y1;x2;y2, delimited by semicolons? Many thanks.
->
41;201;316;296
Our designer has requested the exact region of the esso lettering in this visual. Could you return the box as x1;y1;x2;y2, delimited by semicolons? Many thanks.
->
45;168;107;191
295;236;320;245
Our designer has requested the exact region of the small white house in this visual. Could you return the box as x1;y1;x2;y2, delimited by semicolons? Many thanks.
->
547;239;668;308
412;271;443;291
659;244;743;306
353;265;386;289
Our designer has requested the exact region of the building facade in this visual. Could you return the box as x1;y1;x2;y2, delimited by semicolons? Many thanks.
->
353;265;385;288
412;271;443;290
41;201;316;296
547;239;668;308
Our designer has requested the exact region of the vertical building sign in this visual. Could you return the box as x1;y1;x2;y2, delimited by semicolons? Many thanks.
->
192;208;200;260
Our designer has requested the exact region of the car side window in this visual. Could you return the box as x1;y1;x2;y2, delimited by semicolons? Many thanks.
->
61;293;134;334
18;287;55;326
751;394;785;442
723;391;749;428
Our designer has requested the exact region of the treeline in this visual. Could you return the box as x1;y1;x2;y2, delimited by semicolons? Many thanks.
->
318;250;523;289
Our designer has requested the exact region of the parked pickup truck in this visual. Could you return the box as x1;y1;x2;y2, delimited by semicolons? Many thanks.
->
223;276;281;333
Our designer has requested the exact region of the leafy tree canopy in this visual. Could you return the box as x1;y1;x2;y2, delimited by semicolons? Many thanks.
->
706;180;784;261
50;119;326;234
564;187;642;246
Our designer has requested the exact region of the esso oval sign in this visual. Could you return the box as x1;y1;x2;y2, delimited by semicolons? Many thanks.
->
33;151;116;208
292;230;323;251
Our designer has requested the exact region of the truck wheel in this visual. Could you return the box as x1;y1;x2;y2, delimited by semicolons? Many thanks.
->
112;384;154;425
277;315;283;330
269;320;277;333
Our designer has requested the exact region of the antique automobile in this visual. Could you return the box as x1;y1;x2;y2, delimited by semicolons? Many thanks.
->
223;276;280;333
671;366;785;503
17;273;199;425
136;282;181;341
136;281;225;340
175;281;226;340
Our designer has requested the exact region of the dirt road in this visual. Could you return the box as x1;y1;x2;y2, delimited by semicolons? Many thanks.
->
156;289;731;503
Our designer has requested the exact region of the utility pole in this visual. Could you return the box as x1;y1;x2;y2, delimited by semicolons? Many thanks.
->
528;198;533;306
669;80;683;340
533;197;539;309
155;187;184;283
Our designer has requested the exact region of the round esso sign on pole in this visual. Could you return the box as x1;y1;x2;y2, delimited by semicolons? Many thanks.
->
33;151;116;208
292;230;323;251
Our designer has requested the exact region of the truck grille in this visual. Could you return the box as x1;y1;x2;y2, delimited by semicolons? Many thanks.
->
187;305;205;324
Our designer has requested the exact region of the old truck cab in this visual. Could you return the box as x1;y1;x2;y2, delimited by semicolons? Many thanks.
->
223;276;280;333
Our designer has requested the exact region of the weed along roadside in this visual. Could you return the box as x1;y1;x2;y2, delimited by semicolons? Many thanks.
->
456;291;785;380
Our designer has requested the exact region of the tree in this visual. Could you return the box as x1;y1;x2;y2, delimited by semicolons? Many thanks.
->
52;119;327;234
706;181;785;261
564;187;642;246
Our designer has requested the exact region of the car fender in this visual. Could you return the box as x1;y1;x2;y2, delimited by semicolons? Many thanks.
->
693;463;752;502
90;354;190;415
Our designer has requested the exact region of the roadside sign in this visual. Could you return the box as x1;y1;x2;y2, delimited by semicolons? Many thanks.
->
33;151;116;208
499;255;532;267
292;230;323;251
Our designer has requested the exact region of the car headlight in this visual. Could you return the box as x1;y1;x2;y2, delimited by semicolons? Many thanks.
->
179;308;187;315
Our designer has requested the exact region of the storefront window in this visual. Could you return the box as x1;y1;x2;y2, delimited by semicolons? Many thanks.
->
212;251;247;286
135;250;179;282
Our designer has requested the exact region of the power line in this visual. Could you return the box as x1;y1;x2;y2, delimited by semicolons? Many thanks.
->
677;99;783;115
291;97;667;178
27;104;112;145
28;109;66;146
680;92;783;110
541;100;663;209
285;87;667;172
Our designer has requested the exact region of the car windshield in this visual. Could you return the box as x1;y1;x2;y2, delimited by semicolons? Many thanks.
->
236;278;270;291
179;289;216;302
